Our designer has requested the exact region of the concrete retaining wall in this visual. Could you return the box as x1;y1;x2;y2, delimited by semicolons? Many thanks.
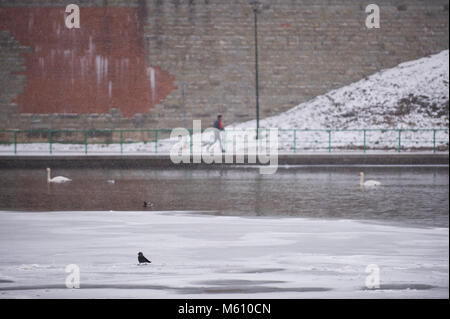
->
1;154;448;169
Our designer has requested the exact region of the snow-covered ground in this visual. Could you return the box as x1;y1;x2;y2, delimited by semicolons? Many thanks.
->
1;51;448;155
0;211;448;299
225;49;449;153
234;50;449;131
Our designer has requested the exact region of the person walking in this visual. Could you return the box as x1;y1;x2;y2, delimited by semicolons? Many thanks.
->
204;114;225;153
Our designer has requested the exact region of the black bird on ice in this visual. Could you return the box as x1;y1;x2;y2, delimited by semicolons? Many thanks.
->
138;252;151;264
143;201;154;208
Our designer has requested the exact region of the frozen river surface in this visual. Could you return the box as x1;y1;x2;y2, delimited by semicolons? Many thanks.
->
0;211;448;298
0;166;448;298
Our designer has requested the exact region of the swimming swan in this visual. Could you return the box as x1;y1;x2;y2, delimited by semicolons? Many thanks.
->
47;168;72;183
360;172;381;188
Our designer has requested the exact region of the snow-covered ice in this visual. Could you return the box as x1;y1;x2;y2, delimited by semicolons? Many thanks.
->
0;211;447;299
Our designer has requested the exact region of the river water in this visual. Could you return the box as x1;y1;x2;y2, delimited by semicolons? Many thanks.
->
0;166;448;227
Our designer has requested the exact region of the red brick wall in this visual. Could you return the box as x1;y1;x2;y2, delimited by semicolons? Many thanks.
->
0;6;176;118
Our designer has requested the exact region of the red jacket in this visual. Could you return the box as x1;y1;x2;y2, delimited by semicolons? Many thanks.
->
213;119;224;130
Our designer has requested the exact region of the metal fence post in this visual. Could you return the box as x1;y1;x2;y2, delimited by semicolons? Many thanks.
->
433;129;436;153
154;130;158;154
120;131;123;154
363;129;366;153
293;129;297;153
14;131;17;154
258;128;264;152
190;129;193;155
84;131;88;155
49;130;53;154
223;130;227;152
328;130;332;153
398;129;402;153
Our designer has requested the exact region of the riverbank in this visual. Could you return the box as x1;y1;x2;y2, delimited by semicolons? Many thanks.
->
0;153;448;169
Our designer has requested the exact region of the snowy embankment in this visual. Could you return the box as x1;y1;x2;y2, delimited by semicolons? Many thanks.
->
236;50;449;130
227;49;449;152
0;211;448;299
0;51;448;155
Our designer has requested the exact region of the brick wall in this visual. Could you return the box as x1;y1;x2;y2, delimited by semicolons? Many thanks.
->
0;0;448;130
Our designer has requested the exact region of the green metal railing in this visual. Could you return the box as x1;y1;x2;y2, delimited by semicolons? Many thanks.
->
0;128;448;155
275;128;449;153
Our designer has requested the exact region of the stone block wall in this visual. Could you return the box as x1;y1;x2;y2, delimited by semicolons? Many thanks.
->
0;0;448;131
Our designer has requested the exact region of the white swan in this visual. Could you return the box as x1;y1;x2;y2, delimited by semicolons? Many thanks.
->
360;172;381;188
47;168;72;183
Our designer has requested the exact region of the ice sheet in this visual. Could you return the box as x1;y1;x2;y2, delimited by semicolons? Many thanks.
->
0;211;448;299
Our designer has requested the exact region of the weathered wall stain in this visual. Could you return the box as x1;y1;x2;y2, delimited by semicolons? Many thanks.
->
0;7;176;118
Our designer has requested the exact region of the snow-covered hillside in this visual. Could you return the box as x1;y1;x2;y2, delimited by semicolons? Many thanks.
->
233;50;449;130
222;50;448;152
